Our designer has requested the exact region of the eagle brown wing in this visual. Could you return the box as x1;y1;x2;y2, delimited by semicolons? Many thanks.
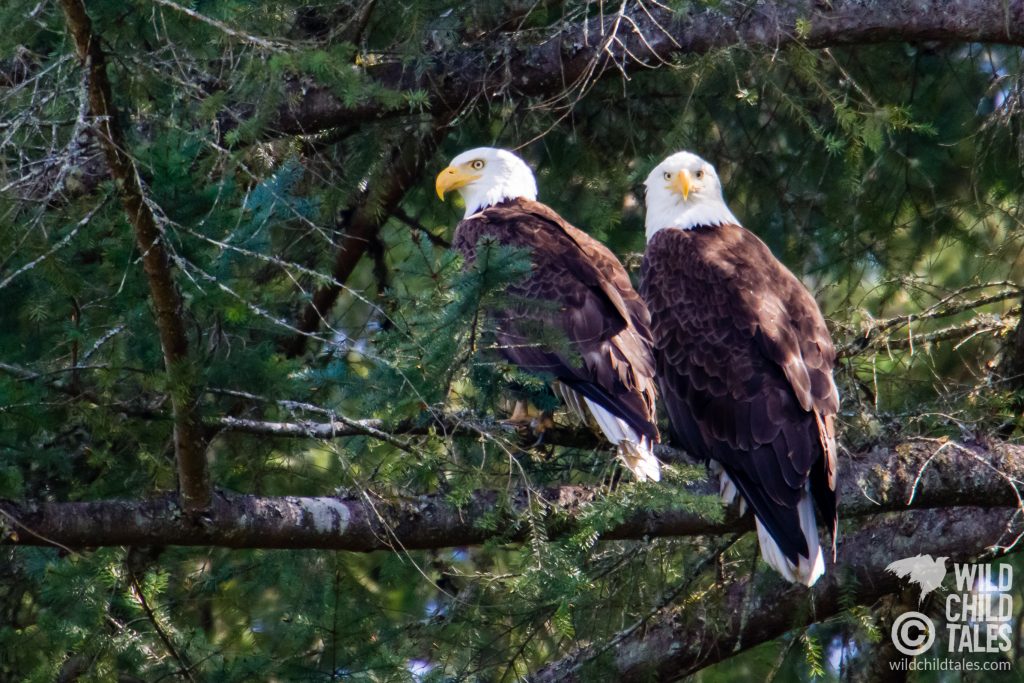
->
453;198;658;442
640;223;837;561
519;200;654;346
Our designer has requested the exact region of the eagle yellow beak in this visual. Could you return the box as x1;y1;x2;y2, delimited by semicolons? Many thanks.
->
673;170;692;200
435;165;480;200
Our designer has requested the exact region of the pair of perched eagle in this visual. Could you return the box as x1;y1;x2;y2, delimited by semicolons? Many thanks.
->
435;148;838;586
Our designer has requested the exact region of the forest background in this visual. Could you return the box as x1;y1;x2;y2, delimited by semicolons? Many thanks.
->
2;0;1024;680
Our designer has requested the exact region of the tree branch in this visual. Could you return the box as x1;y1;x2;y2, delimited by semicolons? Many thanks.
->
127;570;196;683
2;438;1022;552
0;360;585;451
211;415;416;452
4;436;1022;675
58;0;210;511
529;505;1022;682
837;286;1021;357
29;1;1024;200
393;206;452;248
272;0;1024;135
283;121;449;356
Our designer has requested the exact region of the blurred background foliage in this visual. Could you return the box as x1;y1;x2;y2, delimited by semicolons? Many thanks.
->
0;0;1022;680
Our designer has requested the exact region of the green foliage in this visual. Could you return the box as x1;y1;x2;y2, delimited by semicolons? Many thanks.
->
800;630;827;679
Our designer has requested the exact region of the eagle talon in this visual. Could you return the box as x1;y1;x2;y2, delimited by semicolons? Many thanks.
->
512;415;556;450
529;412;555;441
603;462;625;491
502;401;556;449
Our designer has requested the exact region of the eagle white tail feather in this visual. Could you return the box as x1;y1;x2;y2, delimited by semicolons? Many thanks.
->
710;464;822;584
555;383;589;424
582;397;661;482
754;486;825;586
618;437;660;482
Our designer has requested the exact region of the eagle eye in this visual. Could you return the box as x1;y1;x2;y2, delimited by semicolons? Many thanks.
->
695;169;704;179
663;171;672;181
470;160;485;170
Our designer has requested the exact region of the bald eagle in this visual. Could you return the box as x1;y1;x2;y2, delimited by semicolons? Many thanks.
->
435;147;660;481
639;151;838;584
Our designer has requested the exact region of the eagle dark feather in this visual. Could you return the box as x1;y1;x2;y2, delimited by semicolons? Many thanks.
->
641;223;838;572
453;198;659;445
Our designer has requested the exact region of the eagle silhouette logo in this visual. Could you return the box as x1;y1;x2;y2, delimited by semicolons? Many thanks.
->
886;555;948;603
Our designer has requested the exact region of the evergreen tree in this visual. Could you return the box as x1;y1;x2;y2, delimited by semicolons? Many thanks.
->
1;1;1023;679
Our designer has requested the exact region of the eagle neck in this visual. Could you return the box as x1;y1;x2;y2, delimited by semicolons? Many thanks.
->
645;202;739;241
465;195;530;218
462;181;537;218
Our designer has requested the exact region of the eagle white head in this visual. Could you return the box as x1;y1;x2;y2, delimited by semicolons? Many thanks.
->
435;147;538;218
643;151;740;240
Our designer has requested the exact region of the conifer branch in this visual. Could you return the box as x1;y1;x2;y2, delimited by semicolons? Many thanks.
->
283;122;449;357
2;437;1022;552
529;506;1020;682
4;438;1022;675
127;571;196;683
151;0;290;52
58;0;210;512
392;207;452;248
273;0;1024;135
0;198;107;291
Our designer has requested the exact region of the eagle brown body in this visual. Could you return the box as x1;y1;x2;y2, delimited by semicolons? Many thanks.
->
454;197;660;454
641;223;838;579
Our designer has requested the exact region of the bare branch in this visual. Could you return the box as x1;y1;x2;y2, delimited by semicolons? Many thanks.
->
843;309;1019;357
838;287;1021;357
0;197;107;291
212;415;416;453
150;0;291;52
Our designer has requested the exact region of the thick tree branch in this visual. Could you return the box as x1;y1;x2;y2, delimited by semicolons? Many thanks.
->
58;0;210;511
283;122;449;356
4;438;1022;678
2;438;1023;552
273;0;1024;134
29;1;1024;197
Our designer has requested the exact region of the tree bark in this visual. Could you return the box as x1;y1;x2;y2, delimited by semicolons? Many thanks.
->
272;0;1024;135
3;437;1022;551
530;506;1019;682
58;0;210;512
